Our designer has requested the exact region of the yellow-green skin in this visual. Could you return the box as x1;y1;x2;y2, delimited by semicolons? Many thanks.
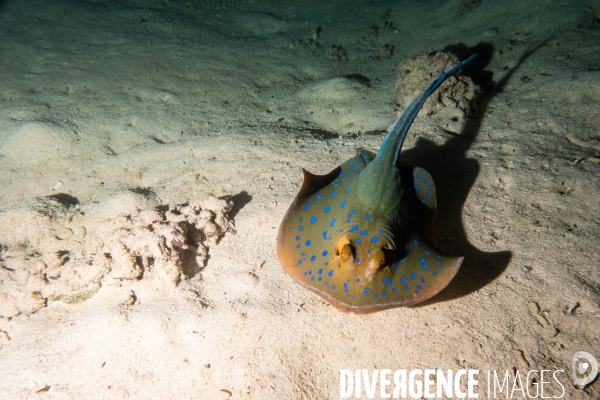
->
277;56;474;314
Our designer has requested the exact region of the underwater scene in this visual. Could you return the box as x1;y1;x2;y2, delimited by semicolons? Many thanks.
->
0;0;598;398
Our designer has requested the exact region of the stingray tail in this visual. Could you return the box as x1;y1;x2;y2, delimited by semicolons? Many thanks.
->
378;54;477;166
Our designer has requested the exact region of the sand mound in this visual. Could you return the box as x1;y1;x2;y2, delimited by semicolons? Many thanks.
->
0;122;79;167
396;51;481;133
295;76;387;134
230;12;290;37
0;192;233;318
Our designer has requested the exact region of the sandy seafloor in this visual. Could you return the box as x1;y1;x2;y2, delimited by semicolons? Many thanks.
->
0;0;599;398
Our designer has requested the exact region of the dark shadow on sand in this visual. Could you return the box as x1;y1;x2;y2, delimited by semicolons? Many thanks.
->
46;193;80;206
219;191;252;220
401;40;550;306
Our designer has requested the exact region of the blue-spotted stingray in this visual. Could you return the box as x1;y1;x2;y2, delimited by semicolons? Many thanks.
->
277;55;475;314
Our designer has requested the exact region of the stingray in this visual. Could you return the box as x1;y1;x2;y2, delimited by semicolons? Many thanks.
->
277;55;475;314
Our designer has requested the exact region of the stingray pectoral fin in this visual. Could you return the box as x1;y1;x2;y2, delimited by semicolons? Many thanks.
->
399;166;437;244
277;152;369;277
412;166;436;211
276;166;340;278
314;234;463;314
356;148;377;164
401;253;463;307
278;166;341;236
297;167;342;202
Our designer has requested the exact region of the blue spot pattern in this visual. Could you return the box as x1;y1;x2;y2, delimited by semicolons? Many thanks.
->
288;152;450;302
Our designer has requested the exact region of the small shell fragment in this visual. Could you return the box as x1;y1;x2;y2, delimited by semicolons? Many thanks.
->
52;181;64;191
73;226;87;238
56;227;73;240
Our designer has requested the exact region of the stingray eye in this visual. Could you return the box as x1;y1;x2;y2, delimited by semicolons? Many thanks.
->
340;243;355;262
372;250;386;268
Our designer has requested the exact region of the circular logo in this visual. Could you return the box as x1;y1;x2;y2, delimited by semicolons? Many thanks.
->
572;351;598;387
